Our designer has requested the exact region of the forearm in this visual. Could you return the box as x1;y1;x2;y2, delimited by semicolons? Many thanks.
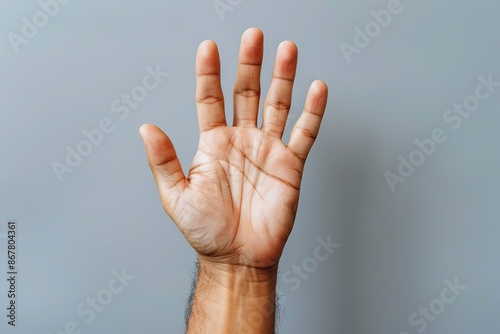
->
187;257;278;334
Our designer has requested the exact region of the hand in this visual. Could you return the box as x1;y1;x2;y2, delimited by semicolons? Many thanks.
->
139;28;328;272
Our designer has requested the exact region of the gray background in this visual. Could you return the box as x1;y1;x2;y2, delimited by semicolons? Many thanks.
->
1;0;499;333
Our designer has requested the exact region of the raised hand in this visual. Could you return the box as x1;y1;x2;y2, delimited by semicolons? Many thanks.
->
139;28;328;271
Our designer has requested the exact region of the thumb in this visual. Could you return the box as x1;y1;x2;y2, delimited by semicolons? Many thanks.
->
139;124;187;211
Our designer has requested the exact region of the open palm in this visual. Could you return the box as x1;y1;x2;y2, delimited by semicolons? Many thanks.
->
140;28;328;270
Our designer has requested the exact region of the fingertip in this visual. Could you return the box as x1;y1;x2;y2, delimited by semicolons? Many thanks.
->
275;41;298;69
139;123;150;135
242;27;263;40
244;27;263;34
310;80;328;95
278;40;298;53
198;40;218;54
139;123;157;139
139;124;149;141
196;40;220;75
139;124;170;149
306;80;329;115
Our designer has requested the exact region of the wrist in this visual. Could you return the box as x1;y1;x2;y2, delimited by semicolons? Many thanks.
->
187;256;278;333
197;256;278;290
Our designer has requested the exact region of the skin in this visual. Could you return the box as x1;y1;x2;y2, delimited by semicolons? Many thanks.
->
139;27;328;333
